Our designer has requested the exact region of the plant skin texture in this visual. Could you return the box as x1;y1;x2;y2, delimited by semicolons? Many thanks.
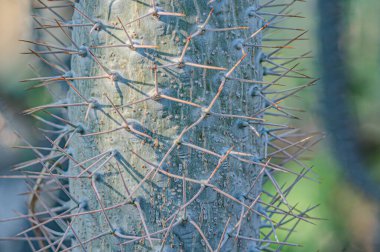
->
1;0;320;251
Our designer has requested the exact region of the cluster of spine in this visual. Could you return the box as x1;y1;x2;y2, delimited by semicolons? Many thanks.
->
1;0;321;251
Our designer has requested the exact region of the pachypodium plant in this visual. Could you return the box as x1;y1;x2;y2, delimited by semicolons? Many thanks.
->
1;0;320;251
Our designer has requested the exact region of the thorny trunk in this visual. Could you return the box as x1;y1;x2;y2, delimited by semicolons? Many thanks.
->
69;0;264;251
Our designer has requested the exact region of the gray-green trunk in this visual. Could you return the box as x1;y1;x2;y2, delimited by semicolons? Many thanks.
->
68;0;264;251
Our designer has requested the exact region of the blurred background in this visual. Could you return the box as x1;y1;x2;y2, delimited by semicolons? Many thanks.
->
0;0;379;251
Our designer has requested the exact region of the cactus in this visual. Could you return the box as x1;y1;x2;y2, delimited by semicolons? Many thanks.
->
1;0;320;251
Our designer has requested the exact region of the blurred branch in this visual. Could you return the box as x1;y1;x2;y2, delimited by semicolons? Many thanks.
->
317;0;380;200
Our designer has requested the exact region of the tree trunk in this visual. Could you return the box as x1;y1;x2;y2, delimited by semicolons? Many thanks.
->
68;0;264;251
